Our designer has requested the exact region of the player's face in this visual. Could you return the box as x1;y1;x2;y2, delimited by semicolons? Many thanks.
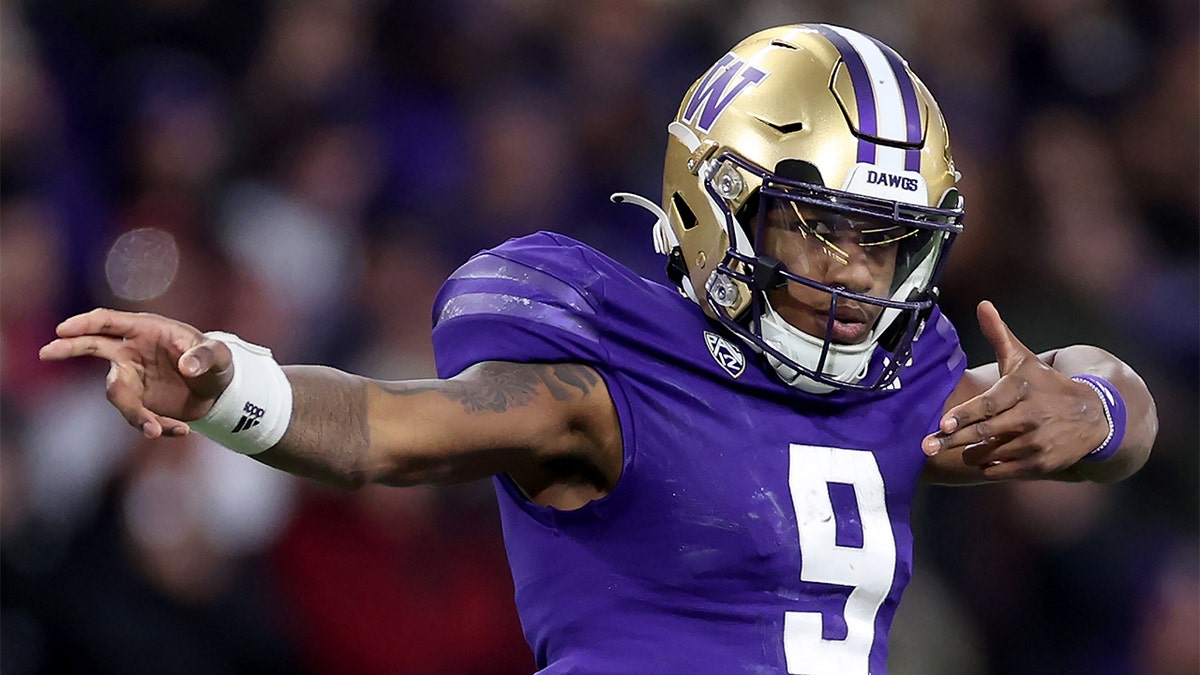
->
760;200;903;344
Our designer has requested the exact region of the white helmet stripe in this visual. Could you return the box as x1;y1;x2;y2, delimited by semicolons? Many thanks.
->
826;25;909;174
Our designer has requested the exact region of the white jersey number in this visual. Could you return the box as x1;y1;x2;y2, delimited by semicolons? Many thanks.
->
784;444;897;675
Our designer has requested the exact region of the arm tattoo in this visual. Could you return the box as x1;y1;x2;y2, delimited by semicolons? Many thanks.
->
379;362;600;413
264;366;372;488
551;363;599;397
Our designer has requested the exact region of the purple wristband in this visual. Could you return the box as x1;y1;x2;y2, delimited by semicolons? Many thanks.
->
1070;375;1127;462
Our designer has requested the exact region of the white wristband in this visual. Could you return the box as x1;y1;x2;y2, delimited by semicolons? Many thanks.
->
189;331;293;455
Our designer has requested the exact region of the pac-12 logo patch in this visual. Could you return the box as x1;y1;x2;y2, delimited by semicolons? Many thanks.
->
704;331;745;378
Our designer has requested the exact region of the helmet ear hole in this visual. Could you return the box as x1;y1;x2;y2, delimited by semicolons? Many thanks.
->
671;193;700;231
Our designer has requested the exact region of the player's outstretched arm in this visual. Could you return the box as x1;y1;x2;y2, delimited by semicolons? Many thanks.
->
269;361;621;497
40;309;623;500
920;301;1157;485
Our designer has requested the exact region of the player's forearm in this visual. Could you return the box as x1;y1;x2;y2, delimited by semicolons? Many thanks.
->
252;365;377;490
1046;345;1157;483
248;363;572;490
229;360;613;492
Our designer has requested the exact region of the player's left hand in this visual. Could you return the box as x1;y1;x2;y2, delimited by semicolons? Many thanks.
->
921;301;1109;480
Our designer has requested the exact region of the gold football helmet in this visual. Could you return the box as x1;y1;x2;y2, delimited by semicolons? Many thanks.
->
616;24;964;392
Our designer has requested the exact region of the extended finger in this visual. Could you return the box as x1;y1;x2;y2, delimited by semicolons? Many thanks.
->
39;335;131;362
147;412;191;438
931;374;1031;443
105;364;191;438
105;362;157;434
961;436;1037;467
976;301;1036;374
55;308;145;339
978;458;1027;481
953;441;1040;481
925;405;1037;455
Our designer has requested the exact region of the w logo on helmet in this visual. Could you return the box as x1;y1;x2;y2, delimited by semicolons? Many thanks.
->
682;54;768;133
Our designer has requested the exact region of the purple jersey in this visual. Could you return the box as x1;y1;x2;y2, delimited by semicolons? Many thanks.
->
431;232;966;674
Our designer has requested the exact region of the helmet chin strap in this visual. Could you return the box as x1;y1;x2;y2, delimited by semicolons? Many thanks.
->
759;296;875;394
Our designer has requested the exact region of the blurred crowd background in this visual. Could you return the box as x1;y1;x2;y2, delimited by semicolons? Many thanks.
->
2;0;1196;673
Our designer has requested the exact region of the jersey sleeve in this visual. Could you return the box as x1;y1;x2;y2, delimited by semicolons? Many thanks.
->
430;232;613;378
915;306;968;434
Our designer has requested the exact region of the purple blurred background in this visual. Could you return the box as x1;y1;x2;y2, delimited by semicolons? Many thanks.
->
2;1;1196;673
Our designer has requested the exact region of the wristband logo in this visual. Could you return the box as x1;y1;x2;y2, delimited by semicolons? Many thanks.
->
232;401;265;433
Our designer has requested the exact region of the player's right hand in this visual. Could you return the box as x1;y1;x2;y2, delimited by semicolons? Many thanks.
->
38;308;234;439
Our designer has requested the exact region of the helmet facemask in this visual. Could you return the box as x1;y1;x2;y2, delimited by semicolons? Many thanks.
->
702;153;963;393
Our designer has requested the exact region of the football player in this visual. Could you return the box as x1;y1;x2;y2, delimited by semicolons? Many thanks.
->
40;24;1155;674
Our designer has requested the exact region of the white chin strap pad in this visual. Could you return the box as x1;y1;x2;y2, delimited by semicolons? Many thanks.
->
759;299;875;394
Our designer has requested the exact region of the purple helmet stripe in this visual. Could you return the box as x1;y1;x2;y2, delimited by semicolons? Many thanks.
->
815;25;877;164
869;36;923;172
